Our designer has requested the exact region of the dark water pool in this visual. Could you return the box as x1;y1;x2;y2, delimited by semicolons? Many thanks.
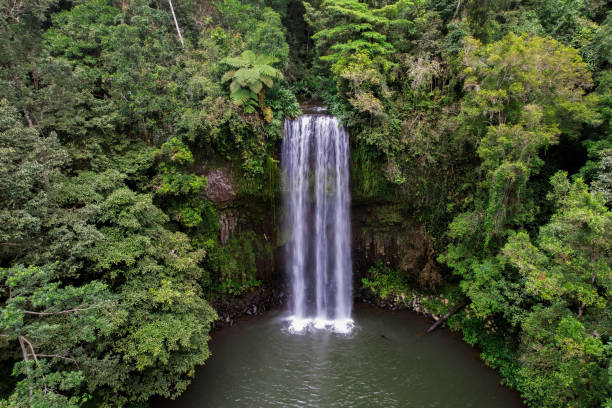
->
153;303;524;408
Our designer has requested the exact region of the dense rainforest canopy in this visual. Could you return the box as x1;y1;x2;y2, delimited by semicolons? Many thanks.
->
0;0;610;407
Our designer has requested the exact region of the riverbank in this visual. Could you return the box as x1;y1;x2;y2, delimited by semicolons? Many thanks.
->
209;283;286;330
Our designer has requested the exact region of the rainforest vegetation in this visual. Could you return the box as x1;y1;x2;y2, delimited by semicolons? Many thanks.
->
0;0;610;406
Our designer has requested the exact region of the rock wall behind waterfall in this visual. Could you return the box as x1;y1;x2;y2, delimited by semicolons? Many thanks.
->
351;205;442;291
202;165;284;327
200;146;442;323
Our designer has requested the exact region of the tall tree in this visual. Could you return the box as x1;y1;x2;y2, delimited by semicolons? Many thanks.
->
0;99;68;264
442;33;598;319
0;264;116;408
502;173;611;407
221;49;284;119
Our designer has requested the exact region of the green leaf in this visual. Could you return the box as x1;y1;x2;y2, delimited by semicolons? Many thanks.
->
221;70;236;83
230;88;254;105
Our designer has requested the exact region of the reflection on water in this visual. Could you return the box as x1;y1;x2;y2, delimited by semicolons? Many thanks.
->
152;303;524;408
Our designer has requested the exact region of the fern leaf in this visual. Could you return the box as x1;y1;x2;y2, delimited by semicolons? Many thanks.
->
221;70;237;83
221;56;247;68
234;68;261;84
229;80;241;94
260;76;274;89
256;65;279;78
249;81;263;95
230;88;254;105
255;54;279;66
241;50;257;64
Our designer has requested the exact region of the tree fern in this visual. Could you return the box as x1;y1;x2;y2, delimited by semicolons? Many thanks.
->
220;50;283;121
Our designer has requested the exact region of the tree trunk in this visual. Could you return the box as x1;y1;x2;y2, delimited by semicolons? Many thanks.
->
23;108;33;128
18;336;33;398
167;0;184;47
454;0;462;18
426;297;471;334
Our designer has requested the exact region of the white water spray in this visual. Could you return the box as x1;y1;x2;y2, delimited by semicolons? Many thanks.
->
282;110;353;333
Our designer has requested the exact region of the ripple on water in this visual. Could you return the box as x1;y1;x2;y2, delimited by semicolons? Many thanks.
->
152;303;525;408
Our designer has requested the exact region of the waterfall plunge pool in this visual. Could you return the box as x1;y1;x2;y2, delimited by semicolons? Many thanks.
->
153;303;524;408
154;111;523;407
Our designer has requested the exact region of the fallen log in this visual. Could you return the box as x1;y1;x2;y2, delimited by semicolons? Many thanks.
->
425;297;471;334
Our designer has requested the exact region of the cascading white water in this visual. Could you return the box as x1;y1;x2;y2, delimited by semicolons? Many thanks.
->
282;109;353;333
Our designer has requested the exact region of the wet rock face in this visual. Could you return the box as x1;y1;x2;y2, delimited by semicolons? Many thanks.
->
352;205;442;290
218;209;239;246
203;165;279;284
210;285;286;330
202;166;441;324
205;168;236;204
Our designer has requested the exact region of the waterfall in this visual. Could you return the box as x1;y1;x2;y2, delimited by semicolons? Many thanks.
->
282;109;353;333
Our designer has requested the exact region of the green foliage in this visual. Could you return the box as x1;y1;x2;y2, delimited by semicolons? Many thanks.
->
0;89;217;406
436;31;608;408
1;363;90;408
350;146;394;203
306;0;407;117
593;149;612;204
304;1;612;406
77;186;218;405
221;50;284;116
0;264;115;407
579;69;612;200
516;309;609;408
362;262;409;302
477;173;612;407
504;174;611;316
2;0;612;407
155;137;204;195
212;231;266;295
44;0;119;76
455;312;521;387
443;33;598;300
308;0;396;68
15;168;219;404
0;100;69;263
153;137;216;230
303;0;462;246
217;0;290;66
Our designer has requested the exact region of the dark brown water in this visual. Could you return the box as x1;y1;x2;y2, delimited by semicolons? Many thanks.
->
153;303;524;408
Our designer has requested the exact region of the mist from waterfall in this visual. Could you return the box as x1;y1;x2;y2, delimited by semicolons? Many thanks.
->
282;110;353;334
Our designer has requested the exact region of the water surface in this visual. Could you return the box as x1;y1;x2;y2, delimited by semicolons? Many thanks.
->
155;303;524;408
